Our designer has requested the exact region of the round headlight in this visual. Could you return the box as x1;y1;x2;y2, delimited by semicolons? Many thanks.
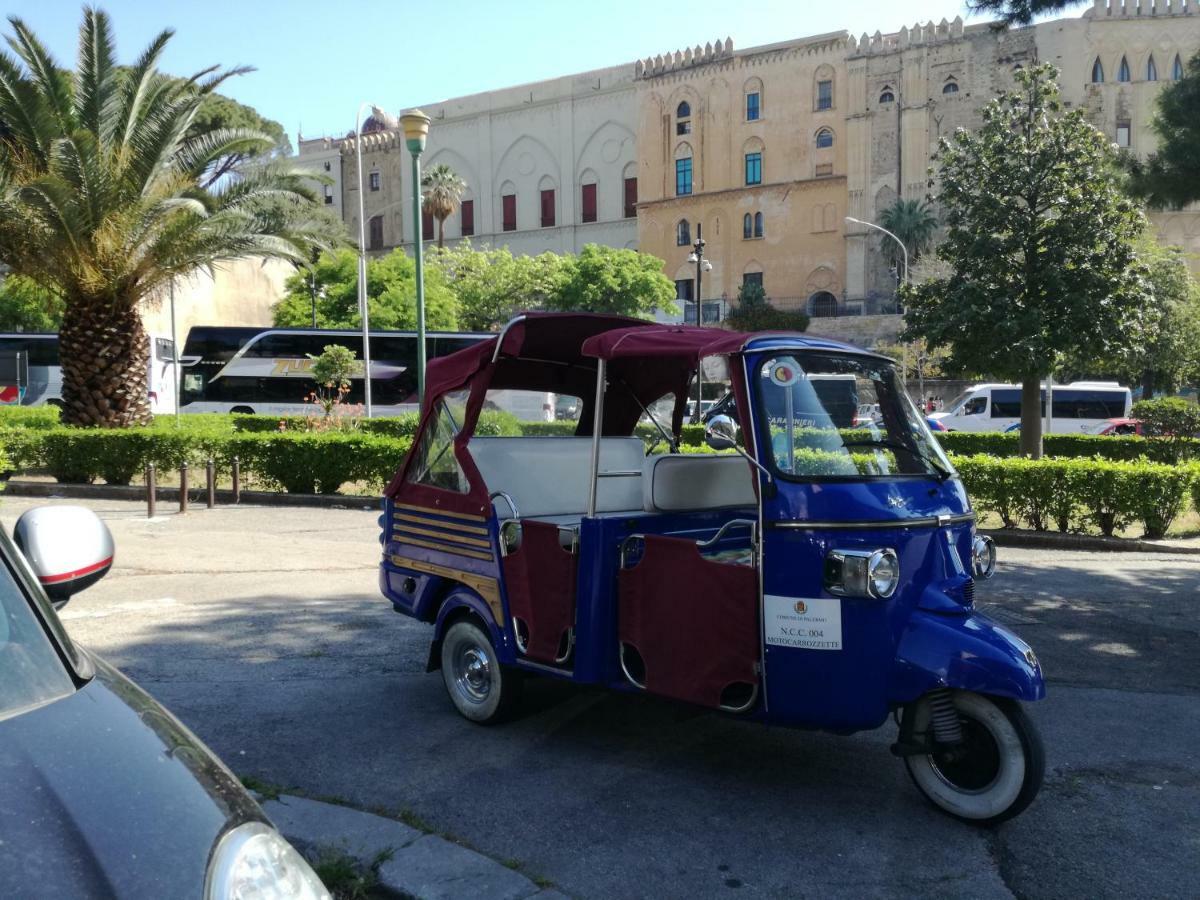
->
867;549;899;599
205;822;329;900
971;535;997;580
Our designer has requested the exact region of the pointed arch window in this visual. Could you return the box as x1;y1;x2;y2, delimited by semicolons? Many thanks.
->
676;219;691;246
1174;54;1185;81
879;87;895;104
676;101;692;135
743;213;752;240
942;79;959;95
1092;58;1104;83
1147;55;1158;82
754;212;763;239
815;128;834;149
1118;56;1131;83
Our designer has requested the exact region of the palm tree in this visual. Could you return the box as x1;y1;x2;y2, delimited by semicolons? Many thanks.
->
0;9;333;426
421;164;466;249
878;199;939;272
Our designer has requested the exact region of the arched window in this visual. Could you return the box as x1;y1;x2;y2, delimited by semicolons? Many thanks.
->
1147;55;1158;82
754;212;763;239
942;79;959;95
676;219;691;246
1092;58;1104;83
676;101;691;118
1118;56;1131;83
815;128;834;149
743;213;752;240
744;78;763;121
879;87;895;104
808;291;838;318
676;101;692;135
1174;54;1185;81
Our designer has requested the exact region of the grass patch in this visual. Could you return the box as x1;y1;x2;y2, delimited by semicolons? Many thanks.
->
310;847;383;900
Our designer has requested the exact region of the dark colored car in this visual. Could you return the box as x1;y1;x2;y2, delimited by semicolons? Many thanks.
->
0;505;328;899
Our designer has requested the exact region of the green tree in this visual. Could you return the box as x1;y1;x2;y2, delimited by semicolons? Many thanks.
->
421;164;466;249
878;199;938;271
429;242;568;330
307;343;358;418
1126;51;1200;209
903;64;1149;458
968;0;1083;25
725;280;809;332
274;247;459;330
1107;237;1200;399
190;89;292;188
0;10;331;426
0;274;63;331
548;244;677;319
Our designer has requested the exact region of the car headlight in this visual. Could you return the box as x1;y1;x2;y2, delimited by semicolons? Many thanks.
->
971;535;997;580
205;822;329;900
823;548;899;599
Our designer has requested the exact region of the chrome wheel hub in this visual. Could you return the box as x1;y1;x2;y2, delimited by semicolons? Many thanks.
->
454;644;492;703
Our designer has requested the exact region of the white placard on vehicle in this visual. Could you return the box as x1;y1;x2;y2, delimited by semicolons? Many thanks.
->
764;595;843;650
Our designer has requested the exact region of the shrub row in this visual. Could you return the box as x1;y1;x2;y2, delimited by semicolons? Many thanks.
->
952;454;1195;538
936;430;1195;464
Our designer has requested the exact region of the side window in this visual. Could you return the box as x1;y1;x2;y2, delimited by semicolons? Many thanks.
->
407;393;470;493
990;391;1024;418
963;397;986;416
483;389;580;425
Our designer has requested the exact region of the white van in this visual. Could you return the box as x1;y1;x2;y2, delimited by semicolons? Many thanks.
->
930;381;1131;433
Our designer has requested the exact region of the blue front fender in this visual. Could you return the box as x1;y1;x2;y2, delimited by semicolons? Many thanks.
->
889;610;1046;704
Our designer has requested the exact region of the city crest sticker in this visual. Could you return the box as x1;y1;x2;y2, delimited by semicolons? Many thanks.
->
765;595;843;650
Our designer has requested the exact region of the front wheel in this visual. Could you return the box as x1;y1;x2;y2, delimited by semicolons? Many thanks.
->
440;619;522;725
902;691;1044;825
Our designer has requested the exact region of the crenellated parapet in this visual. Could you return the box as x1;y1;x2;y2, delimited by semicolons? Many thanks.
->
635;38;734;78
1088;0;1195;15
849;17;965;57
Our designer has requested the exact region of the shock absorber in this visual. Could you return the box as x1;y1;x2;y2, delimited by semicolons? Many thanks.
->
928;688;964;744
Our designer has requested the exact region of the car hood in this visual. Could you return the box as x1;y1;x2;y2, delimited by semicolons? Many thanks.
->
0;654;262;899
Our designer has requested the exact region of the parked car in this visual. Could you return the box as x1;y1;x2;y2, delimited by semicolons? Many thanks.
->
0;505;328;899
1088;417;1144;436
555;395;580;421
854;402;881;426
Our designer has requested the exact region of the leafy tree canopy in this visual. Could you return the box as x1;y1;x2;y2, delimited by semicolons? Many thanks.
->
725;280;809;333
0;274;62;331
968;0;1084;26
274;247;458;330
547;244;677;319
878;199;939;270
903;64;1149;456
1125;51;1200;208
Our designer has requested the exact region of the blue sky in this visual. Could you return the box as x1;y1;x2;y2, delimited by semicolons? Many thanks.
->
4;1;1078;142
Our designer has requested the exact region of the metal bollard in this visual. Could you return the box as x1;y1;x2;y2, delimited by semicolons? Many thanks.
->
179;463;189;513
206;458;215;509
231;456;241;505
146;464;156;518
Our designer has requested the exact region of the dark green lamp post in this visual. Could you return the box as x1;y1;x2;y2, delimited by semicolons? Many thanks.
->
401;108;431;407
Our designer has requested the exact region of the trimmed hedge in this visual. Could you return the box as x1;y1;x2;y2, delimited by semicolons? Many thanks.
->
953;454;1194;538
0;406;62;429
224;432;411;494
935;430;1192;463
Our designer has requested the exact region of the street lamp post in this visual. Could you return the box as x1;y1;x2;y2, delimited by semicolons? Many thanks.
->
686;223;714;423
354;102;398;418
400;109;432;408
845;216;909;307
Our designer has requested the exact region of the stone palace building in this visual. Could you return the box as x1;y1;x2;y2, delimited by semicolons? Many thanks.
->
299;1;1200;343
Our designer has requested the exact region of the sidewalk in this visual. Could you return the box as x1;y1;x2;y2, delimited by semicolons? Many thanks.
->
260;793;567;900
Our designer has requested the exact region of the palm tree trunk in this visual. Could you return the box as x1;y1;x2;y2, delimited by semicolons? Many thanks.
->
437;216;445;250
59;301;152;427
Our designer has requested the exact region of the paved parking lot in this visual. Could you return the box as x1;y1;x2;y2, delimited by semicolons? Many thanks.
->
4;496;1197;899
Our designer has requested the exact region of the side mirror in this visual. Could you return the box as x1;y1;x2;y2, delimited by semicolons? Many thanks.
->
705;414;738;451
14;506;114;607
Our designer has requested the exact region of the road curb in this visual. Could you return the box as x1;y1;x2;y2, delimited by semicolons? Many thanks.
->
982;528;1200;555
1;479;380;510
261;794;560;899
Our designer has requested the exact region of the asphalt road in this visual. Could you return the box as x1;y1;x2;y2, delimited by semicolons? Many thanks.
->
5;497;1197;899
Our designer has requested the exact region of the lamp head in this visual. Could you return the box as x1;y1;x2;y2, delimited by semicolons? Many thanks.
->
687;252;699;264
400;109;432;155
702;259;713;272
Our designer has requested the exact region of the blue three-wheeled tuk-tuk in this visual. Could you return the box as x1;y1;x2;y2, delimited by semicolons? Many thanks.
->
379;313;1045;824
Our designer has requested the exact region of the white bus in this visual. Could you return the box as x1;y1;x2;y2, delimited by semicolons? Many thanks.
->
177;326;487;417
929;381;1132;433
0;332;177;413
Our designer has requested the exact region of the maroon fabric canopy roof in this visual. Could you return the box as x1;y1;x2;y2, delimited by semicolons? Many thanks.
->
581;324;751;363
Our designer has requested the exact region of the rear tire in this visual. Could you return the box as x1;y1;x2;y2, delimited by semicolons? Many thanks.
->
903;691;1044;825
440;619;522;724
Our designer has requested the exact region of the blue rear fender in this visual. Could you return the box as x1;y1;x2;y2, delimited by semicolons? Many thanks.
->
427;588;515;672
889;609;1046;705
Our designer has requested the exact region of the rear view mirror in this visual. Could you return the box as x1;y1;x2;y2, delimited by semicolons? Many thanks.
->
705;415;738;451
14;506;114;606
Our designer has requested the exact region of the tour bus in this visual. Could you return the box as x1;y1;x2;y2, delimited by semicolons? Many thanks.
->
178;326;494;417
0;332;177;412
929;381;1132;433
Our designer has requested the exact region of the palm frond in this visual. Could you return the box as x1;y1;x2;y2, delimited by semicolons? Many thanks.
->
114;29;174;147
74;6;118;139
0;48;55;163
5;16;72;135
171;126;273;180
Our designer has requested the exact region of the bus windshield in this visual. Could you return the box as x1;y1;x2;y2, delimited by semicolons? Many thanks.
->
754;353;954;479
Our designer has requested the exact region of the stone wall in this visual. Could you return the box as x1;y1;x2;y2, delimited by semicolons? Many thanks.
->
140;258;290;342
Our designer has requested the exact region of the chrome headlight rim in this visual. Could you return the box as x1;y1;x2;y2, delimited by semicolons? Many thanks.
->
866;548;900;599
971;535;997;580
205;821;328;900
823;547;900;599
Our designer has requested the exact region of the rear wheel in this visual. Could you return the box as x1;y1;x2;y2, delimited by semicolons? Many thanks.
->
903;691;1044;825
230;405;255;415
440;619;522;724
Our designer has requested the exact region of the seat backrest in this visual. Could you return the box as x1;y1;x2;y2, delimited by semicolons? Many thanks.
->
469;436;644;517
643;454;757;513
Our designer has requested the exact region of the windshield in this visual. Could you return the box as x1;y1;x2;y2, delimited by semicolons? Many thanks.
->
753;353;955;479
0;547;74;720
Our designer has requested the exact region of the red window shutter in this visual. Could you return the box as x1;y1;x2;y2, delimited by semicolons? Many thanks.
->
460;200;474;236
623;177;638;218
421;207;434;241
581;183;597;223
540;189;555;228
502;194;516;231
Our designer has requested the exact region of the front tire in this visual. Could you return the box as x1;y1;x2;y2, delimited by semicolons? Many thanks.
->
440;619;522;724
903;691;1044;825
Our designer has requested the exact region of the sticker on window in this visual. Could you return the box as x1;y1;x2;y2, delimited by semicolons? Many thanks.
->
765;595;842;650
